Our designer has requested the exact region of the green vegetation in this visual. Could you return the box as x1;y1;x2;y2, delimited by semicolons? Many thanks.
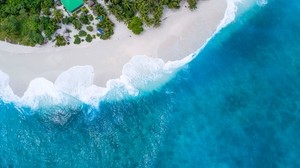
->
62;16;75;25
96;17;114;40
188;0;198;10
128;16;143;35
55;35;66;46
0;0;54;46
79;13;90;25
85;34;93;42
88;14;94;21
87;25;94;32
72;20;83;30
0;0;198;46
94;3;114;40
53;9;64;23
79;30;87;37
74;35;81;44
40;17;58;39
81;6;89;14
104;0;198;34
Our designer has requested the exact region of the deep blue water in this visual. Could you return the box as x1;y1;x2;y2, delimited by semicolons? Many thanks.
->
1;0;300;167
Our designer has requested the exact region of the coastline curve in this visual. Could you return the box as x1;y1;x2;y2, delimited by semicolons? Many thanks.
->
0;0;255;109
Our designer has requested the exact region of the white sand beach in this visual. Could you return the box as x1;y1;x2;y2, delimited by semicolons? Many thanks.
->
0;0;227;96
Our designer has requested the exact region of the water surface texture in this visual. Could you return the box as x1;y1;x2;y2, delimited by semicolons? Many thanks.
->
1;0;300;167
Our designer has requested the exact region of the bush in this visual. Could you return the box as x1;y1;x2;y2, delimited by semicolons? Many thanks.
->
62;17;68;24
128;16;143;35
79;13;90;25
86;25;93;32
96;17;115;39
31;33;44;45
74;35;81;44
78;30;87;37
69;16;76;23
40;17;58;39
62;17;73;25
55;35;66;46
81;6;89;14
167;0;181;9
88;14;94;21
85;34;93;42
53;9;64;23
72;20;82;30
187;0;197;10
42;8;51;16
99;33;111;40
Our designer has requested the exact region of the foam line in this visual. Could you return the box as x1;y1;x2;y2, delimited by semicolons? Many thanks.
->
0;0;253;109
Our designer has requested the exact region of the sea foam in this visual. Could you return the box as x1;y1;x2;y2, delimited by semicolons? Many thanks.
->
0;55;193;109
256;0;268;7
105;55;193;100
0;0;250;109
20;78;64;109
217;0;241;32
0;70;18;102
54;66;107;107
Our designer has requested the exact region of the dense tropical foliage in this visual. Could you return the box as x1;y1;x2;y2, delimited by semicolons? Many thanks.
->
128;16;143;35
0;0;199;46
104;0;199;32
0;0;55;46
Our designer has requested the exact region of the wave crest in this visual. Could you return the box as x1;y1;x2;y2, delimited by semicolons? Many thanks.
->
0;70;18;102
54;66;107;107
0;55;192;109
0;0;249;109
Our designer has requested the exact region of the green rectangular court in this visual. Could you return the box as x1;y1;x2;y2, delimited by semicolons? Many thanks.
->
61;0;84;13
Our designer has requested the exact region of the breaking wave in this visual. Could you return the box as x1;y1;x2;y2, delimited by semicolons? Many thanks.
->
0;0;252;110
0;55;194;109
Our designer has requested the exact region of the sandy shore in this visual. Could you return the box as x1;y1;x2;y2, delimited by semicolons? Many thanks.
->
0;0;227;96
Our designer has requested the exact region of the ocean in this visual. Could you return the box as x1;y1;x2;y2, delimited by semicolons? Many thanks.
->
1;0;300;167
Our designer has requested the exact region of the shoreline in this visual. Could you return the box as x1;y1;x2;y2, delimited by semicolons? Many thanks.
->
0;0;227;96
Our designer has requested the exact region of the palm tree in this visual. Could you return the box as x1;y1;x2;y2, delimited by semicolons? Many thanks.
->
53;9;63;23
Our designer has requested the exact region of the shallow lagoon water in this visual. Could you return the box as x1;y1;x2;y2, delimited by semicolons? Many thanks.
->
1;0;300;167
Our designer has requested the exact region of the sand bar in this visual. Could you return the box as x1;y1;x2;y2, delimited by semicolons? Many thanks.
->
0;0;227;96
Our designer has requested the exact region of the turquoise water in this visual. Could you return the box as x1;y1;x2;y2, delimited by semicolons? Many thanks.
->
1;0;300;167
